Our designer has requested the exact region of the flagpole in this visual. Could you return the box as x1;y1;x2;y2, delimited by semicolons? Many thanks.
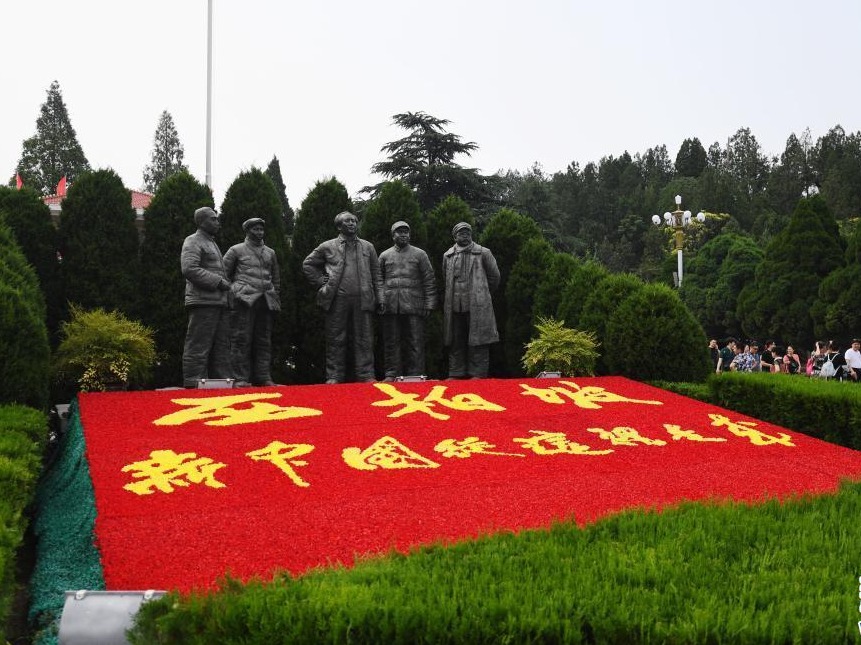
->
205;0;213;189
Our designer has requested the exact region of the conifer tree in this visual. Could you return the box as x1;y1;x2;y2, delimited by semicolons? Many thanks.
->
578;273;643;374
265;156;295;234
143;110;188;193
138;171;213;386
361;180;424;256
57;169;140;318
15;81;90;195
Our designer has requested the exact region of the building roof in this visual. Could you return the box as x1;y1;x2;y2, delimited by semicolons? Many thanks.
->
42;189;153;212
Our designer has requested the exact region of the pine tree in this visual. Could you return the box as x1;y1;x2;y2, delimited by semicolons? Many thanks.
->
57;169;140;318
138;171;214;386
143;110;188;193
15;80;90;195
265;156;295;234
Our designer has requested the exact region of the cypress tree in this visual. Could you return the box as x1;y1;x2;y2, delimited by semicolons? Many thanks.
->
504;237;554;375
57;169;140;318
556;259;610;330
532;252;578;323
361;180;424;255
578;273;644;374
265;156;295;235
143;110;188;193
138;172;213;386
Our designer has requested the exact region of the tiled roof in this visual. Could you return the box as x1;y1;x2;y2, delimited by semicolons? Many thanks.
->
42;190;154;211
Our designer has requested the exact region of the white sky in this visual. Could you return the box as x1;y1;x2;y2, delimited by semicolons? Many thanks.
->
3;1;860;209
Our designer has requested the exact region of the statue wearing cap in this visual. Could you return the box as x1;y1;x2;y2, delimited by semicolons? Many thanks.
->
180;206;232;387
378;221;437;380
223;217;281;387
442;221;500;379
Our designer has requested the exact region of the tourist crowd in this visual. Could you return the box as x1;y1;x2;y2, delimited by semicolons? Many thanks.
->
711;337;861;381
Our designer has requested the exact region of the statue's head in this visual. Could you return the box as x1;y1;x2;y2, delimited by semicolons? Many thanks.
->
452;221;472;247
334;211;358;237
194;207;220;235
391;221;410;248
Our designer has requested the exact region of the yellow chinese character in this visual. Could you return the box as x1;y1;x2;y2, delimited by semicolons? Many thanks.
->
371;383;506;420
343;436;440;471
122;450;226;495
708;414;795;447
519;381;662;410
153;393;322;427
513;430;613;455
586;426;667;447
664;424;726;442
246;441;314;488
434;437;525;459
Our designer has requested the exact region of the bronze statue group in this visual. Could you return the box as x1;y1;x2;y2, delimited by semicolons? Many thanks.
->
180;207;500;387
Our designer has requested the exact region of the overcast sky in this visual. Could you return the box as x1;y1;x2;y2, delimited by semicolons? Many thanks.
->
4;1;860;210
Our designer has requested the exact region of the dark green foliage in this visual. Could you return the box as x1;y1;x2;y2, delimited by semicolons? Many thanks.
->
556;259;610;331
0;405;46;635
812;218;861;343
360;180;424;256
0;222;50;410
15;81;90;195
504;237;554;375
604;283;710;382
365;112;497;213
0;187;61;340
142;110;188;193
220;168;294;383
289;179;353;382
139;172;213;386
681;232;763;339
736;196;844;349
813;126;861;221
577;273;643;372
708;372;861;449
532;252;578;322
674;137;707;177
479;209;543;375
265;156;295;234
57;169;141;318
130;480;861;644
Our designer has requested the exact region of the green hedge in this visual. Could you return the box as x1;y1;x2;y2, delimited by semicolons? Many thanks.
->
0;405;46;639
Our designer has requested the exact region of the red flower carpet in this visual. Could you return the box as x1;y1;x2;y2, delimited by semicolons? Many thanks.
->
77;377;861;593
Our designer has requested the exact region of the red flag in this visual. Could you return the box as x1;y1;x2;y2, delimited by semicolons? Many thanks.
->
15;174;22;190
57;176;67;196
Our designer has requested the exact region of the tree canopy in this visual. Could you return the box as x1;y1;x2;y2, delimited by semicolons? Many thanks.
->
143;110;188;193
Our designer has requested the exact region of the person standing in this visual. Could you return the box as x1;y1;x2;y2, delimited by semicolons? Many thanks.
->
845;338;861;381
442;221;500;379
378;221;436;381
302;211;383;384
180;206;232;387
224;218;280;387
716;337;736;374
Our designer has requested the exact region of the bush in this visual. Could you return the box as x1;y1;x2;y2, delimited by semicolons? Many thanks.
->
522;317;599;377
54;306;156;391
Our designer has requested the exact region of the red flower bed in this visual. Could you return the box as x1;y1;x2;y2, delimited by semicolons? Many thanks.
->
77;377;861;592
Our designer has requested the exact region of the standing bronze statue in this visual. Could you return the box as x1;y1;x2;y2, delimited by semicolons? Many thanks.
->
378;221;436;381
181;206;232;387
302;211;383;384
224;217;280;387
442;221;500;379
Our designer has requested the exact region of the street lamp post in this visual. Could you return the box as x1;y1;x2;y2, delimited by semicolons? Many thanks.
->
650;195;705;288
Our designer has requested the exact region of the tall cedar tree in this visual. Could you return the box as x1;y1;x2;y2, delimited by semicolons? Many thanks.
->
604;283;710;382
15;81;90;195
365;112;496;213
143;110;188;193
504;237;554;375
479;208;543;376
736;196;844;349
138;172;214;387
290;178;353;382
265;156;295;235
219;168;294;383
0;220;50;409
0;186;62;340
57;169;140;319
